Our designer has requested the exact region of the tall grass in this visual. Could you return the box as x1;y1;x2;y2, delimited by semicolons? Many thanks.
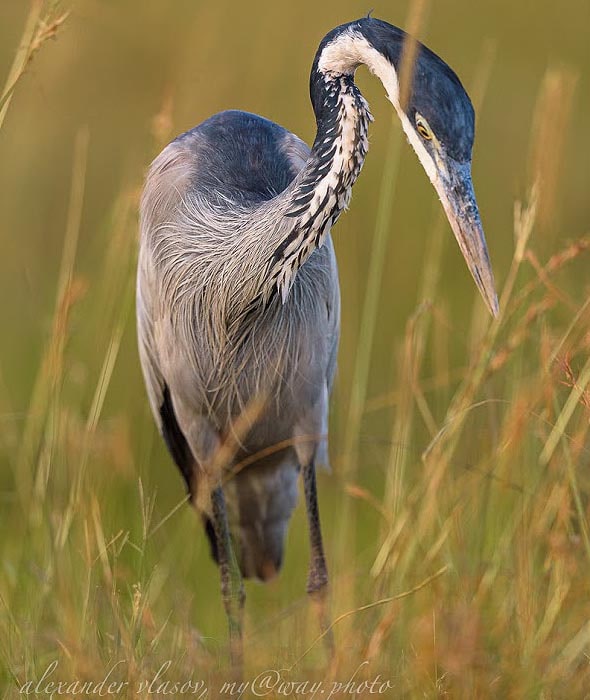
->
1;2;590;698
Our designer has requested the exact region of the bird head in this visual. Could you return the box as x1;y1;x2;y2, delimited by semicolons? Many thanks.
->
395;42;499;317
315;18;499;316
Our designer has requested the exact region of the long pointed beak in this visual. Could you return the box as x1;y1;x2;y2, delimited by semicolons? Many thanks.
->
434;159;499;317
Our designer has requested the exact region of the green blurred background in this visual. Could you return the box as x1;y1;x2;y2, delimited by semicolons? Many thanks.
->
1;0;589;684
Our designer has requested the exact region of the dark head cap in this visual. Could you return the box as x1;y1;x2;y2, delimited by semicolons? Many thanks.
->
359;18;475;161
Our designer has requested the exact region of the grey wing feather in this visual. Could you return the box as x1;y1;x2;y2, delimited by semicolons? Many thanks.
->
136;144;195;430
137;257;162;425
317;258;340;471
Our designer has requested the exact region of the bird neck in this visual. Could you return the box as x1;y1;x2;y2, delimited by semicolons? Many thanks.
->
267;73;373;303
264;19;411;304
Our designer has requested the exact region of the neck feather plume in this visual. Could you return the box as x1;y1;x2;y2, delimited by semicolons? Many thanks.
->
267;73;372;302
264;22;406;303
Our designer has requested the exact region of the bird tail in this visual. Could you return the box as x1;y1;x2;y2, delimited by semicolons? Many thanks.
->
202;454;299;581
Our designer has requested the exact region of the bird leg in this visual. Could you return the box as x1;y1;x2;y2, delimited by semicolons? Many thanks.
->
302;460;334;657
211;486;245;671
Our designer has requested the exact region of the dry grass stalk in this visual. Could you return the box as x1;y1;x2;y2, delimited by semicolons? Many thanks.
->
528;67;578;231
0;1;69;130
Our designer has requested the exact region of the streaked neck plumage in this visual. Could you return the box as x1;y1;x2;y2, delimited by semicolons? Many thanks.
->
268;71;372;302
265;22;408;303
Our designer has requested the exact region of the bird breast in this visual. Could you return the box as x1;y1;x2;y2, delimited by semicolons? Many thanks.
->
155;234;338;442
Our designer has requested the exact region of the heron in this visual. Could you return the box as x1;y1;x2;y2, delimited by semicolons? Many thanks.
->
136;16;498;663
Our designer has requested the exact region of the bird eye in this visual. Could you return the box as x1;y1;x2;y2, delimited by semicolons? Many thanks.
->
415;115;433;141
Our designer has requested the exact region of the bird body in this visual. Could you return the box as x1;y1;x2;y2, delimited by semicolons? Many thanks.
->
137;16;498;660
138;111;342;579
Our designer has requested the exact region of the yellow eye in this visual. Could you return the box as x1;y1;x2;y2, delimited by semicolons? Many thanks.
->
415;116;433;141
